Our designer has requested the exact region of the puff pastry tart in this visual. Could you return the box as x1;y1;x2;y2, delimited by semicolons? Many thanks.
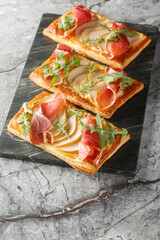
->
29;44;144;119
8;91;130;175
43;5;151;68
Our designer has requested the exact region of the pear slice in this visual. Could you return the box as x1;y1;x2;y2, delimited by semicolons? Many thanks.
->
67;66;88;84
80;59;90;66
87;29;109;40
72;74;88;91
52;121;82;147
55;142;79;154
127;33;143;47
52;106;67;138
76;20;99;38
54;115;77;143
97;33;109;52
91;71;105;84
77;77;90;98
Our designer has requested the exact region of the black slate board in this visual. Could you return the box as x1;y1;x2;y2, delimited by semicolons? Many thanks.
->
0;14;158;176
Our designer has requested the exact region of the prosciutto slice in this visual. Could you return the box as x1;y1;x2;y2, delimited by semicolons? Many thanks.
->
79;114;102;165
66;5;92;35
96;67;125;109
30;109;53;145
44;44;72;86
109;21;130;57
96;87;116;109
51;44;72;62
30;93;65;144
41;92;65;121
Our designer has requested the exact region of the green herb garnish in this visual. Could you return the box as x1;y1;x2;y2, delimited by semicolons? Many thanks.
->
76;62;96;94
58;14;74;31
106;29;138;43
76;81;94;94
98;71;132;90
80;36;105;46
99;22;111;31
18;103;32;136
68;108;86;119
42;52;80;87
87;62;97;79
80;114;128;148
52;119;69;138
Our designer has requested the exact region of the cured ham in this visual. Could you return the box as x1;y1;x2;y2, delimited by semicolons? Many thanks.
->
56;44;72;53
106;66;125;93
41;92;65;121
51;44;72;61
112;21;126;31
30;109;53;145
96;87;116;109
30;93;65;144
79;114;102;165
109;21;130;57
96;67;126;109
44;44;73;86
66;5;92;35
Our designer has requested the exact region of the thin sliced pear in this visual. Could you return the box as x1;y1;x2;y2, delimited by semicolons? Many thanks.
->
87;29;109;40
127;33;143;46
97;33;109;52
54;115;77;143
101;20;113;28
81;28;95;41
72;74;88;91
76;20;99;38
91;71;105;84
67;66;88;84
80;59;90;66
55;142;79;153
53;124;82;147
53;107;67;138
78;77;91;98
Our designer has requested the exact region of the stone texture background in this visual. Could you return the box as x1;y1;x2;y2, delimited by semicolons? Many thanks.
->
0;0;160;239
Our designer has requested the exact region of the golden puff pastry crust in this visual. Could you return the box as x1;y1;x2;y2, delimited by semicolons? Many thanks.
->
43;10;151;68
8;91;130;175
29;53;144;119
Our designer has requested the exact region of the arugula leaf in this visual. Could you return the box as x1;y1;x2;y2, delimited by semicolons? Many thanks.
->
105;122;128;147
68;108;86;119
76;81;94;94
50;75;59;88
106;29;138;43
80;36;104;46
42;63;48;72
79;114;128;148
42;52;80;87
98;71;132;90
58;14;74;31
96;114;106;148
18;102;32;136
52;120;69;138
87;62;97;79
69;55;80;67
56;51;68;64
77;62;96;94
99;22;111;31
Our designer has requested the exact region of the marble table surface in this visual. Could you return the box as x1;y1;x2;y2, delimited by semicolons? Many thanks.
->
0;0;160;239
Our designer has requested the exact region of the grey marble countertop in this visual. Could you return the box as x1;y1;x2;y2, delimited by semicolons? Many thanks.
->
0;1;160;239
